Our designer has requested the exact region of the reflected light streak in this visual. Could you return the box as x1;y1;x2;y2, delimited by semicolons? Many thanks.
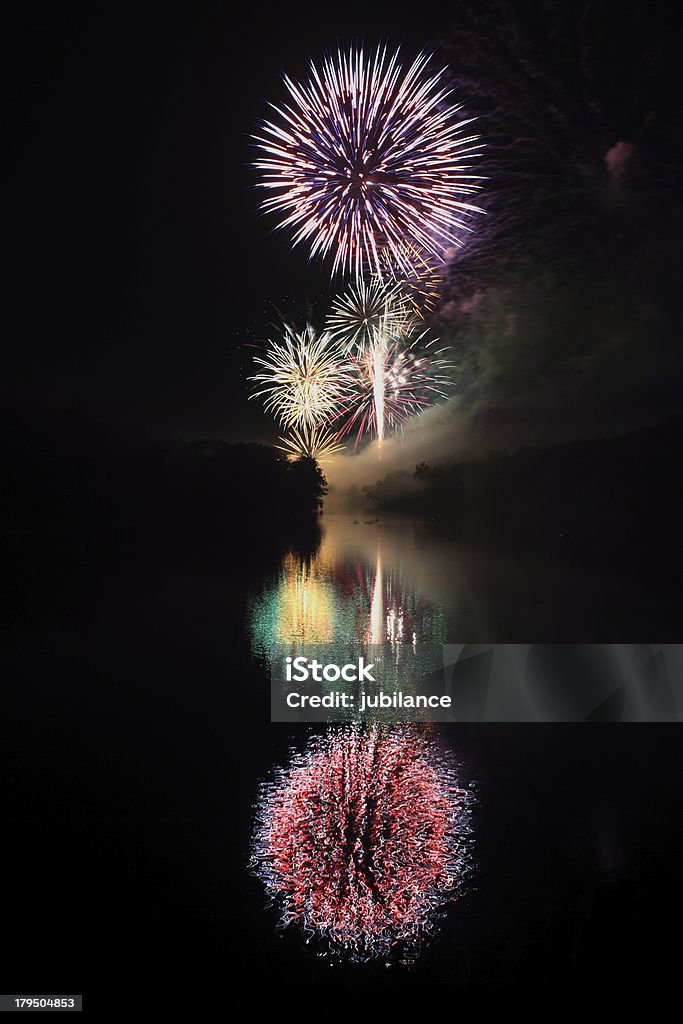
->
368;553;384;645
248;519;449;658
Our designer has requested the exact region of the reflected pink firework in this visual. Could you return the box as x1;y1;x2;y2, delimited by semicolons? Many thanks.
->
251;726;473;962
254;46;484;280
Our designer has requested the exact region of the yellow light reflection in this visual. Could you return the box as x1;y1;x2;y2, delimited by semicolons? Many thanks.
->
272;552;335;643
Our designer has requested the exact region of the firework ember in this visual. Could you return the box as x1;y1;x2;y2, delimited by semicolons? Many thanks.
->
251;726;473;963
254;45;484;280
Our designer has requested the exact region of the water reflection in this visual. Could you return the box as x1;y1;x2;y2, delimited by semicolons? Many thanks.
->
251;724;474;964
248;516;448;657
247;516;680;963
248;513;676;650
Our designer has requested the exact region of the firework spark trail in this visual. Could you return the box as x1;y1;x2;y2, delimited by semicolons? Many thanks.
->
327;279;415;443
251;726;473;962
254;45;484;281
374;223;471;315
371;336;387;443
250;324;349;429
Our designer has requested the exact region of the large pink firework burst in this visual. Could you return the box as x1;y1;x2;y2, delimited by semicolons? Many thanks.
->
251;726;473;963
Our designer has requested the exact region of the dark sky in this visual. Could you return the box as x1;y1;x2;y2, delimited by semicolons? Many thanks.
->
5;1;683;450
5;1;468;443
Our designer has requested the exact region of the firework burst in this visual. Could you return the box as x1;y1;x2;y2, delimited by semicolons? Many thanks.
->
325;277;415;350
377;241;450;315
276;422;345;462
254;45;484;281
250;324;348;429
333;327;452;446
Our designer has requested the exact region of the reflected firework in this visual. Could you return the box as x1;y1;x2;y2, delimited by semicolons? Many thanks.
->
248;520;449;659
249;551;336;645
251;725;474;963
254;45;484;280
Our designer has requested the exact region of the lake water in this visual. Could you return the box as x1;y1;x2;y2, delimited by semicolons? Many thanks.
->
3;512;682;1005
247;514;677;651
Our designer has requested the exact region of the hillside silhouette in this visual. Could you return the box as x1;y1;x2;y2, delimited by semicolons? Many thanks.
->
1;411;326;633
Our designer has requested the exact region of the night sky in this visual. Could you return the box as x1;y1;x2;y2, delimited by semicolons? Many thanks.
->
5;1;683;451
3;6;683;1010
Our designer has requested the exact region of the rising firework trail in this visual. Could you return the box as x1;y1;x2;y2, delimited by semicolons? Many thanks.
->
254;45;484;281
371;337;387;443
251;725;474;962
250;324;349;429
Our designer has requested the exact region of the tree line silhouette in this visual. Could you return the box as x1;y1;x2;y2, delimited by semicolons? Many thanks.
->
1;413;327;632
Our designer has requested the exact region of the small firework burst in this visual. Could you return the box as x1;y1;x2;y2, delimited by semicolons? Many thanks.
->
332;328;452;446
325;278;414;350
276;422;345;462
325;277;417;351
254;45;484;280
377;241;447;315
250;324;348;429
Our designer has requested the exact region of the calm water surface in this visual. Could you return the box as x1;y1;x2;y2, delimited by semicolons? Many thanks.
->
248;513;674;651
3;513;682;1003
